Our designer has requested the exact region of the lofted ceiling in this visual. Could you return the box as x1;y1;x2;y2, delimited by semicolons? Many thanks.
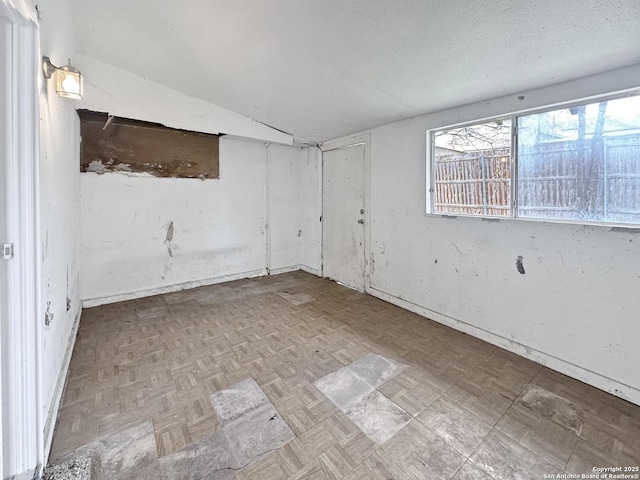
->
68;0;640;144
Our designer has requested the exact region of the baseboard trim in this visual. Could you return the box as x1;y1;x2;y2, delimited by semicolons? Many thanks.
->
82;268;270;307
267;265;302;275
271;264;321;277
82;266;324;308
367;285;640;407
13;469;35;480
299;264;320;276
42;307;82;464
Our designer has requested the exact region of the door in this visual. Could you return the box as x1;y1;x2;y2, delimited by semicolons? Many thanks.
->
0;4;41;477
322;143;366;291
0;13;10;476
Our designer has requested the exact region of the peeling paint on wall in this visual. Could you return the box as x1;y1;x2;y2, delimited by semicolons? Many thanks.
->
45;301;54;326
86;159;134;174
165;221;174;258
610;226;640;234
66;268;71;311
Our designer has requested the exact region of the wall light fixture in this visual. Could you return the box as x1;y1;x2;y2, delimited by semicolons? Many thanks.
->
42;56;83;100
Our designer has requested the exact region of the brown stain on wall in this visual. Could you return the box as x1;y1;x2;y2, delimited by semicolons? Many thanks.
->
78;110;219;179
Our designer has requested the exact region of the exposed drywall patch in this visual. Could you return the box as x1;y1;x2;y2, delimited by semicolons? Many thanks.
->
516;255;525;274
86;159;132;174
165;221;174;258
45;301;54;326
86;159;107;174
85;159;153;177
78;110;219;179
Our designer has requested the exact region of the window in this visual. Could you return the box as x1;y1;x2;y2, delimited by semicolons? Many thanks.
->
429;93;640;225
432;120;512;216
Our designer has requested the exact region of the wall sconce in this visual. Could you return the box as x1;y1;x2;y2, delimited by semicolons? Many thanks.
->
42;56;83;100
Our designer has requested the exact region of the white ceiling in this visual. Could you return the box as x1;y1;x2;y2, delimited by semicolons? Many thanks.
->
68;0;640;144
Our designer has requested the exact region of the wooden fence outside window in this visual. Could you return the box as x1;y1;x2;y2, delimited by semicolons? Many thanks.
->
433;135;640;223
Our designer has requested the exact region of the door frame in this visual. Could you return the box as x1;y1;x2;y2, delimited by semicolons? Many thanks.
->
0;1;43;478
319;134;371;292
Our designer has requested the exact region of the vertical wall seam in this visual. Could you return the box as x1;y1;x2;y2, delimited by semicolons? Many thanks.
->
265;143;271;273
318;147;324;277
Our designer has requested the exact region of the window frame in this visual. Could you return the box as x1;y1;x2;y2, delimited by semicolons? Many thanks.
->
426;88;640;228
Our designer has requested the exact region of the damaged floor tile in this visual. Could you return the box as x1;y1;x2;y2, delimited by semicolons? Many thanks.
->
345;390;412;445
418;396;492;457
97;421;159;478
382;419;467;478
159;377;295;479
470;430;558;479
158;430;235;480
517;384;585;435
276;291;316;305
314;353;410;445
314;367;374;411
223;405;294;468
51;421;159;480
211;377;270;424
348;353;407;389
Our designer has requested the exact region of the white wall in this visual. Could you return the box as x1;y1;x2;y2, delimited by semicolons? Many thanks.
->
300;147;322;273
81;137;317;304
35;9;323;469
37;0;83;459
327;64;640;406
76;52;322;305
74;54;294;145
268;144;302;272
267;144;322;275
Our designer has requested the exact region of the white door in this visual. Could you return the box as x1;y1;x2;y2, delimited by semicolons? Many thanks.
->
0;13;10;477
322;143;366;291
0;5;41;477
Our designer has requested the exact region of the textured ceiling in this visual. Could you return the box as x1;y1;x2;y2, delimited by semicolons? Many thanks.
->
68;0;640;143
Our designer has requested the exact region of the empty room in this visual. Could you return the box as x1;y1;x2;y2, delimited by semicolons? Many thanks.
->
1;0;640;479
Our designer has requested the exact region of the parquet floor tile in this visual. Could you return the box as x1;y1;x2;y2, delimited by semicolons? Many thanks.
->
50;271;640;479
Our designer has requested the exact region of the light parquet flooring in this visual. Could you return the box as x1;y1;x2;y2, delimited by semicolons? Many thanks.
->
50;271;640;479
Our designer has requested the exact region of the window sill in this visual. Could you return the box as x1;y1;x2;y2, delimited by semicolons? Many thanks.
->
423;212;640;231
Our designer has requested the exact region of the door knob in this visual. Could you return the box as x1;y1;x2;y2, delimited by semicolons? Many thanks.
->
357;219;364;224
